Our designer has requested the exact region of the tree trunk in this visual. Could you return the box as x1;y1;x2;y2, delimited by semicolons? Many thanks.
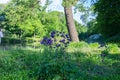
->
64;6;79;42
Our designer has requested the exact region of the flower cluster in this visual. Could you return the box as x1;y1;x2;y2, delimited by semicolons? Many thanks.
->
40;31;71;50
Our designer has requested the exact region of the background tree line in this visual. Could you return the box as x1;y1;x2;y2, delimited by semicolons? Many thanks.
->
0;0;120;46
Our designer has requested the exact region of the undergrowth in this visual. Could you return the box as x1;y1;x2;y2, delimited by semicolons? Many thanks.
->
0;43;120;80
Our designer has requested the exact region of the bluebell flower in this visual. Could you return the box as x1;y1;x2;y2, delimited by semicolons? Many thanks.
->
40;37;48;45
51;31;56;38
40;41;44;44
43;36;48;40
59;39;65;43
51;31;56;34
46;38;53;45
66;34;69;38
51;35;55;38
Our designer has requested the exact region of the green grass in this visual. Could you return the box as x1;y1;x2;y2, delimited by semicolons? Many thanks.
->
0;45;120;80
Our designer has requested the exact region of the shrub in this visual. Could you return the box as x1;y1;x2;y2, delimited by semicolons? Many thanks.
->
2;37;20;44
106;44;120;54
89;42;100;50
68;41;89;48
67;41;90;53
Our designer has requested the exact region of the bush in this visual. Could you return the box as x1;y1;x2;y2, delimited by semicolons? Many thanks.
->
1;37;20;44
105;34;120;44
89;43;100;49
67;41;90;53
68;41;89;48
106;44;120;54
67;41;103;54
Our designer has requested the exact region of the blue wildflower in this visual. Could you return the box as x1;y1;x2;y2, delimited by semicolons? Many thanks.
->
66;34;69;38
46;38;53;45
51;31;56;38
59;39;65;43
40;41;44;44
51;31;56;34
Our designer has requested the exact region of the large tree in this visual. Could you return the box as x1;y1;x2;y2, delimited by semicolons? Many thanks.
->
62;0;79;42
1;0;50;37
0;0;68;38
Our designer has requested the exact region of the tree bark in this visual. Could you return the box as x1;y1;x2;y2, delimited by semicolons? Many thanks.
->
64;6;79;42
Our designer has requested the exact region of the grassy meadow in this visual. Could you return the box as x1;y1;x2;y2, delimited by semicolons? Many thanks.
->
0;42;120;80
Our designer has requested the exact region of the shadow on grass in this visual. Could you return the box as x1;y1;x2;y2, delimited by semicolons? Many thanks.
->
105;53;120;74
106;53;120;60
0;48;120;80
35;50;120;80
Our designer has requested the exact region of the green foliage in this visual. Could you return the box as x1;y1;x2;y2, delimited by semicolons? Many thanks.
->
94;0;120;37
87;19;97;35
0;0;68;45
105;34;120;44
68;41;89;48
75;21;88;40
25;37;40;46
2;37;20;44
66;41;90;53
67;41;102;54
1;0;42;37
40;11;67;35
0;0;55;37
68;41;100;51
75;21;88;34
106;43;120;54
89;42;100;49
20;19;45;37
